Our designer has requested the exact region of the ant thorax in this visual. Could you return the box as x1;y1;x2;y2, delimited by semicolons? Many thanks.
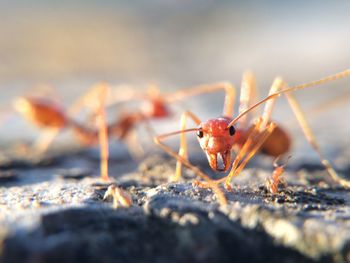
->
196;117;236;172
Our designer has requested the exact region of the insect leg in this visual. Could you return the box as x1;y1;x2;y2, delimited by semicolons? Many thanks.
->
154;130;227;206
260;77;284;131
94;84;110;181
165;82;236;118
67;82;112;117
173;111;201;181
284;91;350;187
266;155;291;194
223;77;288;190
223;119;276;190
238;71;258;129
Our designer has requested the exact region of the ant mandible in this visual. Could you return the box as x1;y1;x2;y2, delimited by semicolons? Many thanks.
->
154;69;350;206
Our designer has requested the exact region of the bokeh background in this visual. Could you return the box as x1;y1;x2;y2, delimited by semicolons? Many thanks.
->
1;0;350;166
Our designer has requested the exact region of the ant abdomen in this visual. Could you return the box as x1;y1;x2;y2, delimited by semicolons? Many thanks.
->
260;124;291;157
13;97;68;129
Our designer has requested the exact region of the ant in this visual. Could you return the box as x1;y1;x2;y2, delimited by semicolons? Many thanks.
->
12;82;233;181
154;69;350;206
12;83;165;181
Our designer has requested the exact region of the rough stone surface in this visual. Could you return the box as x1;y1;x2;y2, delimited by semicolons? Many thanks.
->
0;149;350;263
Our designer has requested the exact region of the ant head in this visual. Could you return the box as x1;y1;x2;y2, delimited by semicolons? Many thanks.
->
196;117;236;172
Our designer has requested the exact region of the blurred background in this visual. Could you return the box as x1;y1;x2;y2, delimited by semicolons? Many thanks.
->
1;0;350;166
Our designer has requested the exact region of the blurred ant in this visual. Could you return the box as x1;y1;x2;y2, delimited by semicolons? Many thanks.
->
12;83;169;181
12;82;235;181
12;85;166;152
154;69;350;205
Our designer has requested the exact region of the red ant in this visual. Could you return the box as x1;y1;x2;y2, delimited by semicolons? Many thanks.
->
12;83;169;181
12;82;233;181
12;85;166;150
154;69;350;206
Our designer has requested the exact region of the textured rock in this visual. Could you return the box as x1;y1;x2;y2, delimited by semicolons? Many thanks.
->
0;152;350;263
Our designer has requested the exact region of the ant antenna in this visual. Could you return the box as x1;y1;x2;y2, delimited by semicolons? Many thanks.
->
227;69;350;128
156;128;199;140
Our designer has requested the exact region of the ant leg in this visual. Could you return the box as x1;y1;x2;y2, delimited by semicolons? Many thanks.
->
94;84;110;181
223;120;276;190
165;82;236;118
284;91;350;187
121;108;197;164
236;78;285;189
32;128;61;154
154;133;227;206
214;118;265;187
107;84;166;110
227;125;258;175
67;82;112;117
260;77;284;131
233;123;276;175
239;71;258;129
126;114;163;160
174;111;201;181
266;156;291;193
69;83;148;118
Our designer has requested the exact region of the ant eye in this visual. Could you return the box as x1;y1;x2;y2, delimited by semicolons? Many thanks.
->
197;129;204;138
229;126;235;136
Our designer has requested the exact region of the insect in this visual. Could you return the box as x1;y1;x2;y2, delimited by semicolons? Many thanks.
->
12;82;229;180
154;69;350;206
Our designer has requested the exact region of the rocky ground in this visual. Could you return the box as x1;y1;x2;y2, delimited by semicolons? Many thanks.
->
0;147;349;263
